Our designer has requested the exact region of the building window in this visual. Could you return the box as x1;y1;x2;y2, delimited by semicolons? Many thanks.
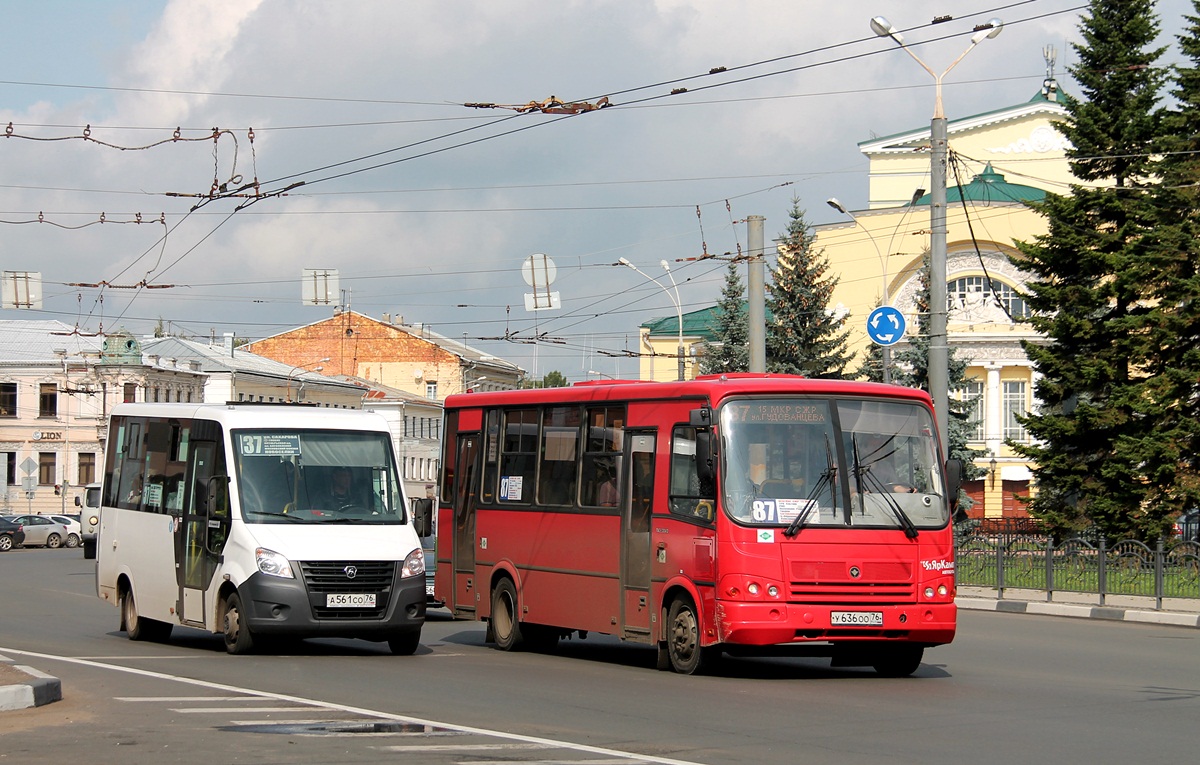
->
0;382;15;418
39;383;58;418
3;453;14;486
78;452;96;486
425;382;438;400
123;383;137;403
1003;381;1029;442
953;381;985;441
38;452;56;485
948;276;1030;320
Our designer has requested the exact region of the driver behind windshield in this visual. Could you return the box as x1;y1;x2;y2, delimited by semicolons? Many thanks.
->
326;466;361;509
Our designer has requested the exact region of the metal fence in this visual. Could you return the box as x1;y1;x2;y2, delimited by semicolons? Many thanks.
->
954;519;1200;609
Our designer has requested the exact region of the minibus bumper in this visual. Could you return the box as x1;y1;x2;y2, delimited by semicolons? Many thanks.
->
237;571;427;638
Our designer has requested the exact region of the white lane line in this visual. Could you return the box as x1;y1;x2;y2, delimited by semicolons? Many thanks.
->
2;646;706;765
115;696;259;701
172;706;315;713
376;744;549;752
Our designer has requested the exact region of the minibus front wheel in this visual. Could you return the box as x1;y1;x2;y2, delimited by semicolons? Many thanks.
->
222;591;256;655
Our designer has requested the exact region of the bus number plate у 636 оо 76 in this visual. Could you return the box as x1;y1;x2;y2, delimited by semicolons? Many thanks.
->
831;611;883;626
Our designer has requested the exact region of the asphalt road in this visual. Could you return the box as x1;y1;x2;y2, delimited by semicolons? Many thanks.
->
1;547;1197;765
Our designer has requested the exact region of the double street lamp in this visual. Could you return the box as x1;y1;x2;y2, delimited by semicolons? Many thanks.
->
871;14;1003;457
619;257;686;381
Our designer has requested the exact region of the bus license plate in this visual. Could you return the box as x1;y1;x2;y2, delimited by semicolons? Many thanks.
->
327;593;376;608
831;611;883;626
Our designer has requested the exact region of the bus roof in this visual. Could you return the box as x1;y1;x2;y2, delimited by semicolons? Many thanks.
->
109;402;391;431
444;374;934;410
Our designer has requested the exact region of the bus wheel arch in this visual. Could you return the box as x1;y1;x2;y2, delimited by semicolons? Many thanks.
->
119;576;171;642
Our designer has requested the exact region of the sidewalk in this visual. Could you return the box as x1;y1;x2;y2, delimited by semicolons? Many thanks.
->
0;654;62;712
957;585;1200;628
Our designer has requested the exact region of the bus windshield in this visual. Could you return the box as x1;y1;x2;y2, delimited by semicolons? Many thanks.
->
232;429;404;524
720;397;949;531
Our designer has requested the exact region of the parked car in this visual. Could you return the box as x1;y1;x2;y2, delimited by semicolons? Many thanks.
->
0;517;25;551
1;515;70;549
49;514;83;548
76;482;101;559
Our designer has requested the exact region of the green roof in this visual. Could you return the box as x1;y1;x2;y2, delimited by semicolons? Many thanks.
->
912;163;1045;206
642;302;774;343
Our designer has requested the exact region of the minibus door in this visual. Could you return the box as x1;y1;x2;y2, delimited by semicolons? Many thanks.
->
621;431;655;638
178;439;222;627
452;434;480;614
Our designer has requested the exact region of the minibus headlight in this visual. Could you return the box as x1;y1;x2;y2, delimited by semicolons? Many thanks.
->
255;547;294;579
88;515;99;526
401;547;426;579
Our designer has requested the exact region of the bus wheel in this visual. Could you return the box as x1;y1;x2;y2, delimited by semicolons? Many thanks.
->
222;592;256;655
388;629;421;656
666;596;712;675
490;578;525;651
872;645;924;677
122;589;171;642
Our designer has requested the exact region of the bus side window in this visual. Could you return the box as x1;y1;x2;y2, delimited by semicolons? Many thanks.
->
668;426;715;522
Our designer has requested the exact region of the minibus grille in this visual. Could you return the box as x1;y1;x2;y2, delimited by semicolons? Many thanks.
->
301;561;395;619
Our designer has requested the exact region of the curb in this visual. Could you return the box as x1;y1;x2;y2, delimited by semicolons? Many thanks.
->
957;596;1200;628
0;655;62;712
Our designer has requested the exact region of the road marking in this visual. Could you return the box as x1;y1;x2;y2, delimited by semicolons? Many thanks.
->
172;706;316;713
1;646;706;765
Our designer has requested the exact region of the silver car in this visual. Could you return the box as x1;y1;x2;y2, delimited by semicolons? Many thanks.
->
2;515;71;549
49;515;83;548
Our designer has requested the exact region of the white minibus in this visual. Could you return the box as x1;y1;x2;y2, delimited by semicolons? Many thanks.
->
96;403;428;654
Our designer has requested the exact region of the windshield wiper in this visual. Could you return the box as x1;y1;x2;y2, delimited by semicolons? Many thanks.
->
784;434;837;538
852;435;919;539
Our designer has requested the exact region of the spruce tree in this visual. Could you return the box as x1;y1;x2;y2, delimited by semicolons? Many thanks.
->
766;199;852;378
699;262;750;375
1143;1;1200;531
1013;0;1167;540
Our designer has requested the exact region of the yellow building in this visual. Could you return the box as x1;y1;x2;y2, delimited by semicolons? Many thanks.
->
813;81;1073;518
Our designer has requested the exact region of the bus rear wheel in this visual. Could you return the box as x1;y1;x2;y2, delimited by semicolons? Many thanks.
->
872;645;924;677
121;588;171;642
666;596;716;675
222;592;256;655
490;578;525;651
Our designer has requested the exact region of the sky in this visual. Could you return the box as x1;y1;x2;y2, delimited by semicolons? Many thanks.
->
0;0;1194;382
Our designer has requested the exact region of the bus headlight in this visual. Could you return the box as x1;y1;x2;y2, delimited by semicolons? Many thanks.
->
255;547;294;579
401;547;426;579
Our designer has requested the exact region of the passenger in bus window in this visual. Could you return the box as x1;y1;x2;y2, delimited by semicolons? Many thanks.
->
597;463;619;507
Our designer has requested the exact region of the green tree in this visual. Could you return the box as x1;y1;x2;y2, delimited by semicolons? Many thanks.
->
521;370;568;389
699;262;749;375
1143;1;1200;526
1013;0;1168;540
766;199;852;378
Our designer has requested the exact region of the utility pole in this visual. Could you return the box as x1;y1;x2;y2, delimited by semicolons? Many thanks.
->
747;215;766;373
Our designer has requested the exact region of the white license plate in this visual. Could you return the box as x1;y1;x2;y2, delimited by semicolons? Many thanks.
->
426;582;436;597
831;611;884;626
326;593;376;608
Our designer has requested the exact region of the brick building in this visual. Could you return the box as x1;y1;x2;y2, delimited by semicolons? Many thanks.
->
245;311;523;401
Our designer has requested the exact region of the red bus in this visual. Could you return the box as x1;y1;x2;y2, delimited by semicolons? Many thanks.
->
436;374;962;675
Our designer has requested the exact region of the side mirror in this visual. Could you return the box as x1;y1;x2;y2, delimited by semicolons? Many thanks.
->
695;430;716;494
413;498;434;537
74;496;83;507
944;458;963;510
689;407;712;427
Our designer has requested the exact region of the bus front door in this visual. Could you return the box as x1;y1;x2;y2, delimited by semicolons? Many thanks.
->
452;434;480;614
178;440;221;628
621;432;655;638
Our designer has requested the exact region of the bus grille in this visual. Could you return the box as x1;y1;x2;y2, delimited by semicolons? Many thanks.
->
300;561;395;620
788;560;914;603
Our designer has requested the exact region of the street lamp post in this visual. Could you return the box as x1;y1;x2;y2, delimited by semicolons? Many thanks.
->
286;358;329;402
827;197;891;384
871;15;1002;457
619;257;686;381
